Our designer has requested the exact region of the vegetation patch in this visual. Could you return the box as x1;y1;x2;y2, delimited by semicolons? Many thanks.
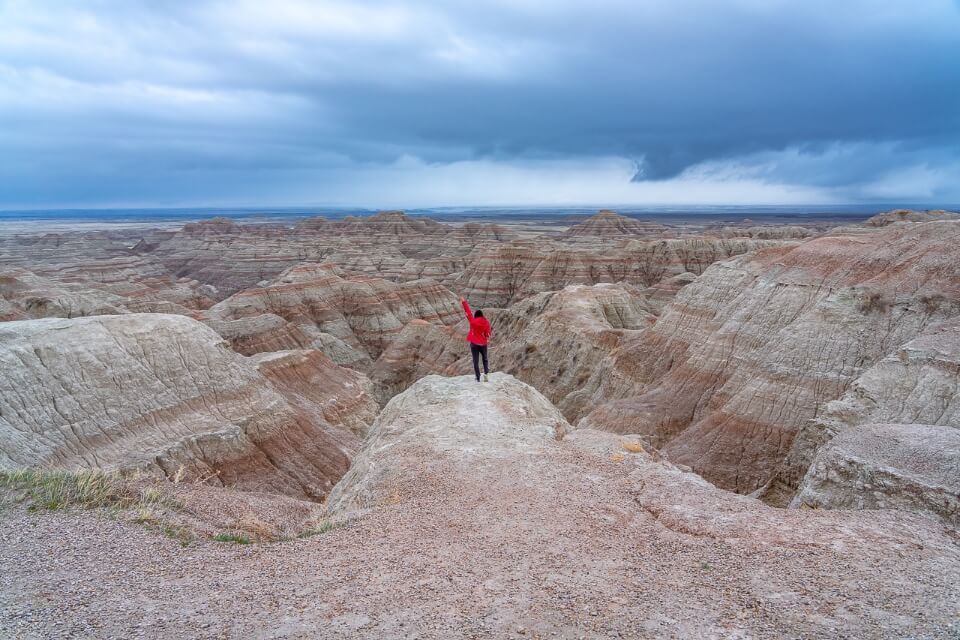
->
213;532;252;544
298;519;343;538
859;291;890;314
622;442;645;454
0;469;176;513
919;293;947;314
2;469;330;546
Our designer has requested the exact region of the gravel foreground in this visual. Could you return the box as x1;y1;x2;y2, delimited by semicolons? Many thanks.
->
2;375;959;639
2;450;959;639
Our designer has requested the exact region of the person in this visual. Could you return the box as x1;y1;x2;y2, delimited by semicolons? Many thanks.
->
460;296;491;382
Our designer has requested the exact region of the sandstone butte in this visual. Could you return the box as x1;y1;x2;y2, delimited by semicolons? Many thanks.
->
2;209;960;636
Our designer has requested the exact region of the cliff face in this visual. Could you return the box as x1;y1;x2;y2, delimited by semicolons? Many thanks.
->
577;221;960;494
0;314;376;500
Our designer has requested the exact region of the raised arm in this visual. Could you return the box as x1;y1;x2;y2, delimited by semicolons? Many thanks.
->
460;297;474;321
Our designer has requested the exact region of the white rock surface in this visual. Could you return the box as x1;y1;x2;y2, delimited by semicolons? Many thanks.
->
328;373;567;512
793;423;960;529
0;314;373;499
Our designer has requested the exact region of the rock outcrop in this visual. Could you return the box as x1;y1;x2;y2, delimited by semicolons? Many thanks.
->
133;212;508;296
0;263;213;320
757;320;960;525
711;225;816;239
328;373;568;512
577;221;960;494
642;271;697;313
0;314;375;500
793;423;959;529
0;268;130;320
252;349;378;439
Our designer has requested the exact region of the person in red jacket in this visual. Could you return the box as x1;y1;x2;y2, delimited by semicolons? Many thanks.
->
460;296;492;382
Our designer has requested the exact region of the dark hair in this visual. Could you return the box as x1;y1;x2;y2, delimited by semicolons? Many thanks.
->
474;309;484;318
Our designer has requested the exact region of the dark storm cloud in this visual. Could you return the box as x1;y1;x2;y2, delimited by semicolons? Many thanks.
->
0;0;958;206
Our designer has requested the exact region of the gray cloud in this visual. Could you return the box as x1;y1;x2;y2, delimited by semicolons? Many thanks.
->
0;0;958;207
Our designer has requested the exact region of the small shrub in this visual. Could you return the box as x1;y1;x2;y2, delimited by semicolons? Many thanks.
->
919;294;946;314
609;453;625;462
859;291;890;314
213;532;251;544
524;344;537;354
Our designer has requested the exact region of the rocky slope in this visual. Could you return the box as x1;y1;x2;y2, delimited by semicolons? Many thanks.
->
576;220;960;494
0;268;130;320
0;314;376;500
205;263;462;366
770;320;960;526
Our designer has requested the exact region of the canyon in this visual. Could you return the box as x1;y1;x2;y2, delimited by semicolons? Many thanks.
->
1;208;959;637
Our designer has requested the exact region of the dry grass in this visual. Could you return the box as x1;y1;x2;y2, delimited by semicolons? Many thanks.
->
232;515;277;541
298;519;343;538
1;468;335;546
609;453;625;462
0;469;176;513
622;442;645;454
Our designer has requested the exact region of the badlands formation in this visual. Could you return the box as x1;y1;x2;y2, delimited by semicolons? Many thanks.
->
1;208;960;637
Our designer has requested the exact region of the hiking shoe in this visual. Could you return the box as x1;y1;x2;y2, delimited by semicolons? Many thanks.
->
483;374;489;382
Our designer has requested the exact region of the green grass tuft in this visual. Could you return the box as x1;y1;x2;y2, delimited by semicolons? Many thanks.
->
298;520;342;538
214;532;251;544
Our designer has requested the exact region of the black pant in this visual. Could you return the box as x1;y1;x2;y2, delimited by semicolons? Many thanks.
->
471;343;489;381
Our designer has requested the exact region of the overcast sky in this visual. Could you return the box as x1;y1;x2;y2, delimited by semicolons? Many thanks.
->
1;0;958;208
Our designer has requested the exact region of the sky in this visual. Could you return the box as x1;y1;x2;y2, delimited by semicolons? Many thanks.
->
0;0;958;208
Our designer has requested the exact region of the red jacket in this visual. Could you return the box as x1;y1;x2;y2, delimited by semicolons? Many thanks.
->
462;300;491;346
